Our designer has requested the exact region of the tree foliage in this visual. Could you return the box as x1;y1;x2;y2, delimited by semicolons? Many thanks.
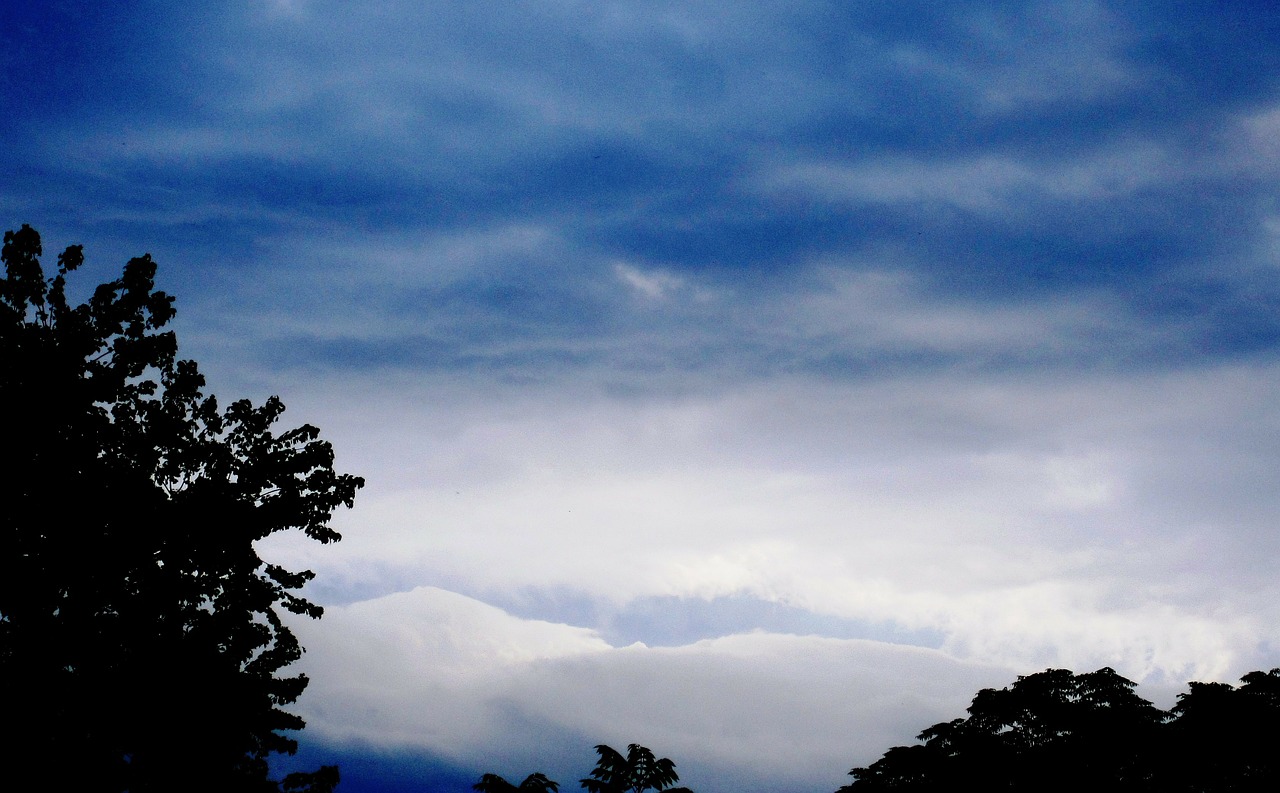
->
580;744;693;793
474;772;561;793
1162;668;1280;792
476;743;693;793
0;225;362;792
839;667;1280;792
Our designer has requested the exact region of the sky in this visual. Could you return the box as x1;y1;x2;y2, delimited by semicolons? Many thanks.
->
5;1;1280;791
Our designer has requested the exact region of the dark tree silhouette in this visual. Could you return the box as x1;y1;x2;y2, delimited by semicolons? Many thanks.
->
1160;668;1280;791
839;667;1280;793
474;772;561;792
0;225;361;792
839;667;1165;792
477;744;693;793
580;744;694;793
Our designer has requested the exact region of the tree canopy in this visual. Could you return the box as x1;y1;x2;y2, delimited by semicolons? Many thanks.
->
839;666;1280;792
0;225;362;792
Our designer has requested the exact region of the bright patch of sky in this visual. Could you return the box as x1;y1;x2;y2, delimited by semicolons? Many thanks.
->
5;2;1280;791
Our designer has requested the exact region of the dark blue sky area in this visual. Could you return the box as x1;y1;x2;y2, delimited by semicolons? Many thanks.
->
7;2;1280;373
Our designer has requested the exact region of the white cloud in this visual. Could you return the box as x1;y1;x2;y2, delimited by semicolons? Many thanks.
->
261;358;1280;688
758;143;1177;214
1234;104;1280;172
289;586;1016;789
892;0;1139;113
773;266;1128;357
286;587;611;752
614;262;685;300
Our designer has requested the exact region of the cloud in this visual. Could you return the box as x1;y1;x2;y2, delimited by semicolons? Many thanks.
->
758;142;1180;214
613;262;685;300
21;0;1148;194
290;586;1017;790
256;357;1280;689
886;0;1139;113
179;217;1193;391
289;587;610;752
768;265;1130;362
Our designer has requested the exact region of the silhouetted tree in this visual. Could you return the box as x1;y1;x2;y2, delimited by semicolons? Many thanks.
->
1159;668;1280;791
580;744;694;793
0;225;361;792
840;667;1280;792
839;667;1164;792
474;772;561;792
477;744;693;793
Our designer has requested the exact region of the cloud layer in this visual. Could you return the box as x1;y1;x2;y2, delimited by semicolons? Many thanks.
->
290;586;1016;792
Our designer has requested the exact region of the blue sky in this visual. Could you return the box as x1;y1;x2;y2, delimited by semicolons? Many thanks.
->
7;2;1280;791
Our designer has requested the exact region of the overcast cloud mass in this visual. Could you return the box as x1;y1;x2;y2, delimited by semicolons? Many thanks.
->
6;1;1280;791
